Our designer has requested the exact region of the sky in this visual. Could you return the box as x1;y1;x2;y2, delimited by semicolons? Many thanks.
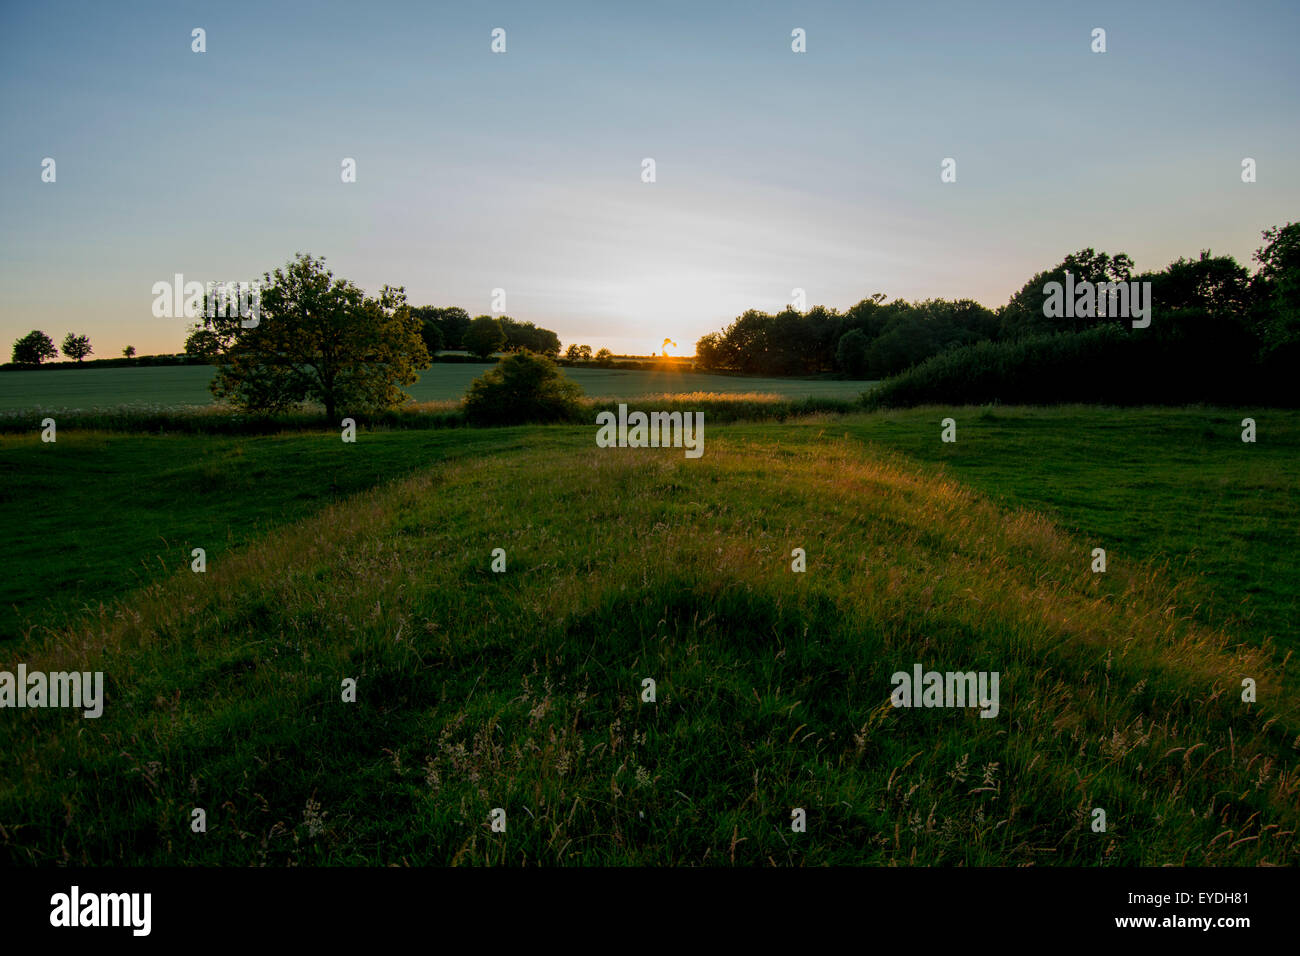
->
1;0;1297;358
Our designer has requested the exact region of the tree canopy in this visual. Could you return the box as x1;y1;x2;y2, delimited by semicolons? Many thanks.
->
691;223;1299;386
61;333;93;362
11;330;58;364
463;315;506;359
411;306;470;352
1251;221;1300;354
192;253;430;420
499;316;561;356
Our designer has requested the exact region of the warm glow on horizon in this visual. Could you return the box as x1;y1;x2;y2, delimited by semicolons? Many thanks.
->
2;3;1295;360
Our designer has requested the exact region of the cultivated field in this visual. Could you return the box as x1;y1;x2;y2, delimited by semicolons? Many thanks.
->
1;406;1296;865
0;363;870;411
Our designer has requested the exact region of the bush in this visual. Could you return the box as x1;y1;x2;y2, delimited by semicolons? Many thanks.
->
864;326;1119;407
864;324;1299;408
463;351;584;425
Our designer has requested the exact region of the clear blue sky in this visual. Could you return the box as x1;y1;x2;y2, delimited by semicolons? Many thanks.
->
1;0;1297;357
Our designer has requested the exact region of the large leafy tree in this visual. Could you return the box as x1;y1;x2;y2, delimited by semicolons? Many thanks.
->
11;330;58;364
195;253;429;421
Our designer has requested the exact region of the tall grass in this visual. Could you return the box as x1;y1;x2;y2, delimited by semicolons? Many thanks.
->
2;423;1294;865
0;393;859;435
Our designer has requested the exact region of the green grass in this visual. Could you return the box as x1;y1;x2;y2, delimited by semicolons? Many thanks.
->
0;428;542;639
0;363;871;411
1;407;1296;866
838;406;1300;651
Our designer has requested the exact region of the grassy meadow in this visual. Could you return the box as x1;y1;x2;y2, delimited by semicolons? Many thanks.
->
1;399;1296;866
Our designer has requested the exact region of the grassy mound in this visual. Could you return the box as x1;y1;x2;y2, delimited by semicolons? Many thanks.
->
2;425;1294;865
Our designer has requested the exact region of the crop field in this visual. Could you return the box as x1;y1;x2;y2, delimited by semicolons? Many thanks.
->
0;363;872;411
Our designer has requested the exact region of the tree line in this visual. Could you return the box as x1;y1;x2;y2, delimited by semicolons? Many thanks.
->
408;307;561;359
11;221;1294;416
10;331;123;365
694;222;1300;381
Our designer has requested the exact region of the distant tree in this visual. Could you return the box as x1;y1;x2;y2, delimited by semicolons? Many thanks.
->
463;315;506;359
767;308;818;374
565;343;593;361
411;306;471;351
836;328;871;377
1120;252;1255;386
499;316;561;357
694;333;725;369
195;253;429;421
122;345;137;359
534;327;562;358
1150;251;1250;318
841;294;889;333
463;350;584;425
803;305;843;372
692;293;995;379
61;333;93;362
1000;249;1134;339
184;324;223;359
865;321;930;377
11;330;58;365
594;347;614;367
722;310;775;373
420;320;445;357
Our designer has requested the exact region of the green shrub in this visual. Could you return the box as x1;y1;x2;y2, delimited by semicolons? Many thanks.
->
864;324;1298;408
463;350;584;425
